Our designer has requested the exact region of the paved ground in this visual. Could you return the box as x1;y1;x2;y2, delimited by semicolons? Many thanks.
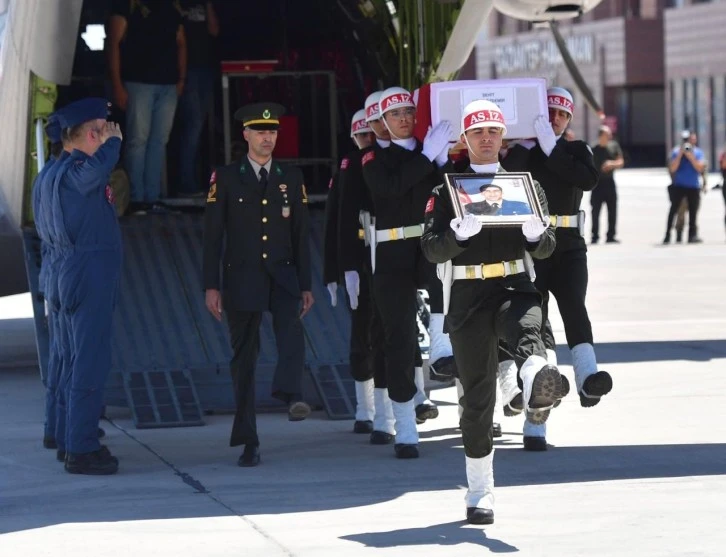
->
1;168;725;556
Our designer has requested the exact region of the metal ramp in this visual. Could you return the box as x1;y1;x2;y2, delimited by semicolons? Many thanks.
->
308;363;357;420
122;368;205;428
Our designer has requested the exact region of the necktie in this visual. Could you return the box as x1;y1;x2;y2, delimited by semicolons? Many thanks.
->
493;203;499;210
258;167;268;191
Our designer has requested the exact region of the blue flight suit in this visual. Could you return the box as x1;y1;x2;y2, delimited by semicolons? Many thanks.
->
32;154;61;442
39;151;72;450
49;138;122;455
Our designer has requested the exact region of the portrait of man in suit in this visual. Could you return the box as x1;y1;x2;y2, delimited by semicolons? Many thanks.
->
475;184;532;216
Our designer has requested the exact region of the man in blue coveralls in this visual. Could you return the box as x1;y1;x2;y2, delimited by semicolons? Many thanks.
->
48;98;123;475
32;116;66;451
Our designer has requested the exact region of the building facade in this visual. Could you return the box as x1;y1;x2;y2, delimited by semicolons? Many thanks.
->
474;0;726;169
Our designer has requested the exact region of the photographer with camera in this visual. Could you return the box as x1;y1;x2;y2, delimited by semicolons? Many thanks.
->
664;130;706;244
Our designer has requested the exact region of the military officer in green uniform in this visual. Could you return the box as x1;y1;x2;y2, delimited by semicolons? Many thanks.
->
203;102;314;467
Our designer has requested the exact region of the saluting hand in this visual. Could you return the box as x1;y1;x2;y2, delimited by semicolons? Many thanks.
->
300;291;315;318
101;122;123;143
205;289;223;322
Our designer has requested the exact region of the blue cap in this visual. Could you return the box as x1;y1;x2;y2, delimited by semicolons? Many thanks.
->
44;115;63;143
53;97;110;129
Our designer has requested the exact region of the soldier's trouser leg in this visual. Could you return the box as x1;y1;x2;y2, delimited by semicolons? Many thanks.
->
270;284;305;400
366;270;387;389
426;279;454;363
66;253;120;455
350;273;375;422
44;308;59;441
371;272;417;403
226;310;263;447
450;307;498;458
349;272;374;382
547;248;593;348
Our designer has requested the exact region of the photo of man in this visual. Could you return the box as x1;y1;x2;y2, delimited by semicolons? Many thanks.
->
463;183;533;217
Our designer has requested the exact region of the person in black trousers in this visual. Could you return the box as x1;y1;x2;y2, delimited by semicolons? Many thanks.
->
422;99;561;524
203;103;313;467
590;125;624;244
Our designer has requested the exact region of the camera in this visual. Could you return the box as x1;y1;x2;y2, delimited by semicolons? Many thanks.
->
683;142;692;152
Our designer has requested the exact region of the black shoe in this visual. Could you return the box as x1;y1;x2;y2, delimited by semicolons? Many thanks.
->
523;436;548;451
662;234;671;245
579;371;613;408
238;444;260;467
492;423;502;438
353;420;374;434
288;401;311;421
65;447;119;475
43;436;57;449
415;402;439;423
676;230;683;243
553;375;570;408
503;392;523;416
56;449;66;462
370;430;394;445
97;427;106;439
591;236;598;244
394;443;419;459
605;238;620;244
429;355;458;381
688;236;703;244
466;507;494;525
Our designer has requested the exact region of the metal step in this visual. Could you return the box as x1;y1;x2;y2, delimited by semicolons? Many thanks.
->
122;369;205;428
308;363;357;420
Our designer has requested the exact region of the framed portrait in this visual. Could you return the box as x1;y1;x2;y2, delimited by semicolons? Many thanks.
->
443;172;544;227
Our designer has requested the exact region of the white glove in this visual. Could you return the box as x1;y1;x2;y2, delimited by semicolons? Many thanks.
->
450;215;482;241
344;270;360;310
534;115;557;156
326;282;338;307
422;120;453;162
522;215;547;242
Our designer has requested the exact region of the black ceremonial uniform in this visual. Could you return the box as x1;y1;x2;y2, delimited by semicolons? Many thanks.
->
503;138;598;349
323;170;341;286
361;141;440;403
420;164;555;458
203;158;311;447
337;148;386;387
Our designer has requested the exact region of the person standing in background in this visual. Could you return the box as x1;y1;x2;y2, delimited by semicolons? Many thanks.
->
664;130;705;244
106;0;187;214
174;0;219;197
590;125;624;244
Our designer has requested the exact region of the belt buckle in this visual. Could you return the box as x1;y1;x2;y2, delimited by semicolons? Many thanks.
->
481;262;505;279
389;228;399;241
562;215;570;228
465;266;477;279
358;229;365;240
550;215;557;227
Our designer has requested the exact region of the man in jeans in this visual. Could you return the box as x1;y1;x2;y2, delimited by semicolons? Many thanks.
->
107;0;187;213
664;130;706;244
174;1;219;197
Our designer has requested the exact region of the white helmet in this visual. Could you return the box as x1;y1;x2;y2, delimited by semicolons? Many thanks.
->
461;99;507;136
378;86;415;117
350;109;372;137
547;87;574;116
364;91;383;122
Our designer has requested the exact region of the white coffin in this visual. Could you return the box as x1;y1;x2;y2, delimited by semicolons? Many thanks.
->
429;78;548;140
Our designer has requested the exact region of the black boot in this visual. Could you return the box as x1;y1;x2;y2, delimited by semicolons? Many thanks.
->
370;430;394;445
676;228;683;243
492;423;502;438
65;446;119;475
353;420;374;434
43;437;57;449
466;507;494;525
